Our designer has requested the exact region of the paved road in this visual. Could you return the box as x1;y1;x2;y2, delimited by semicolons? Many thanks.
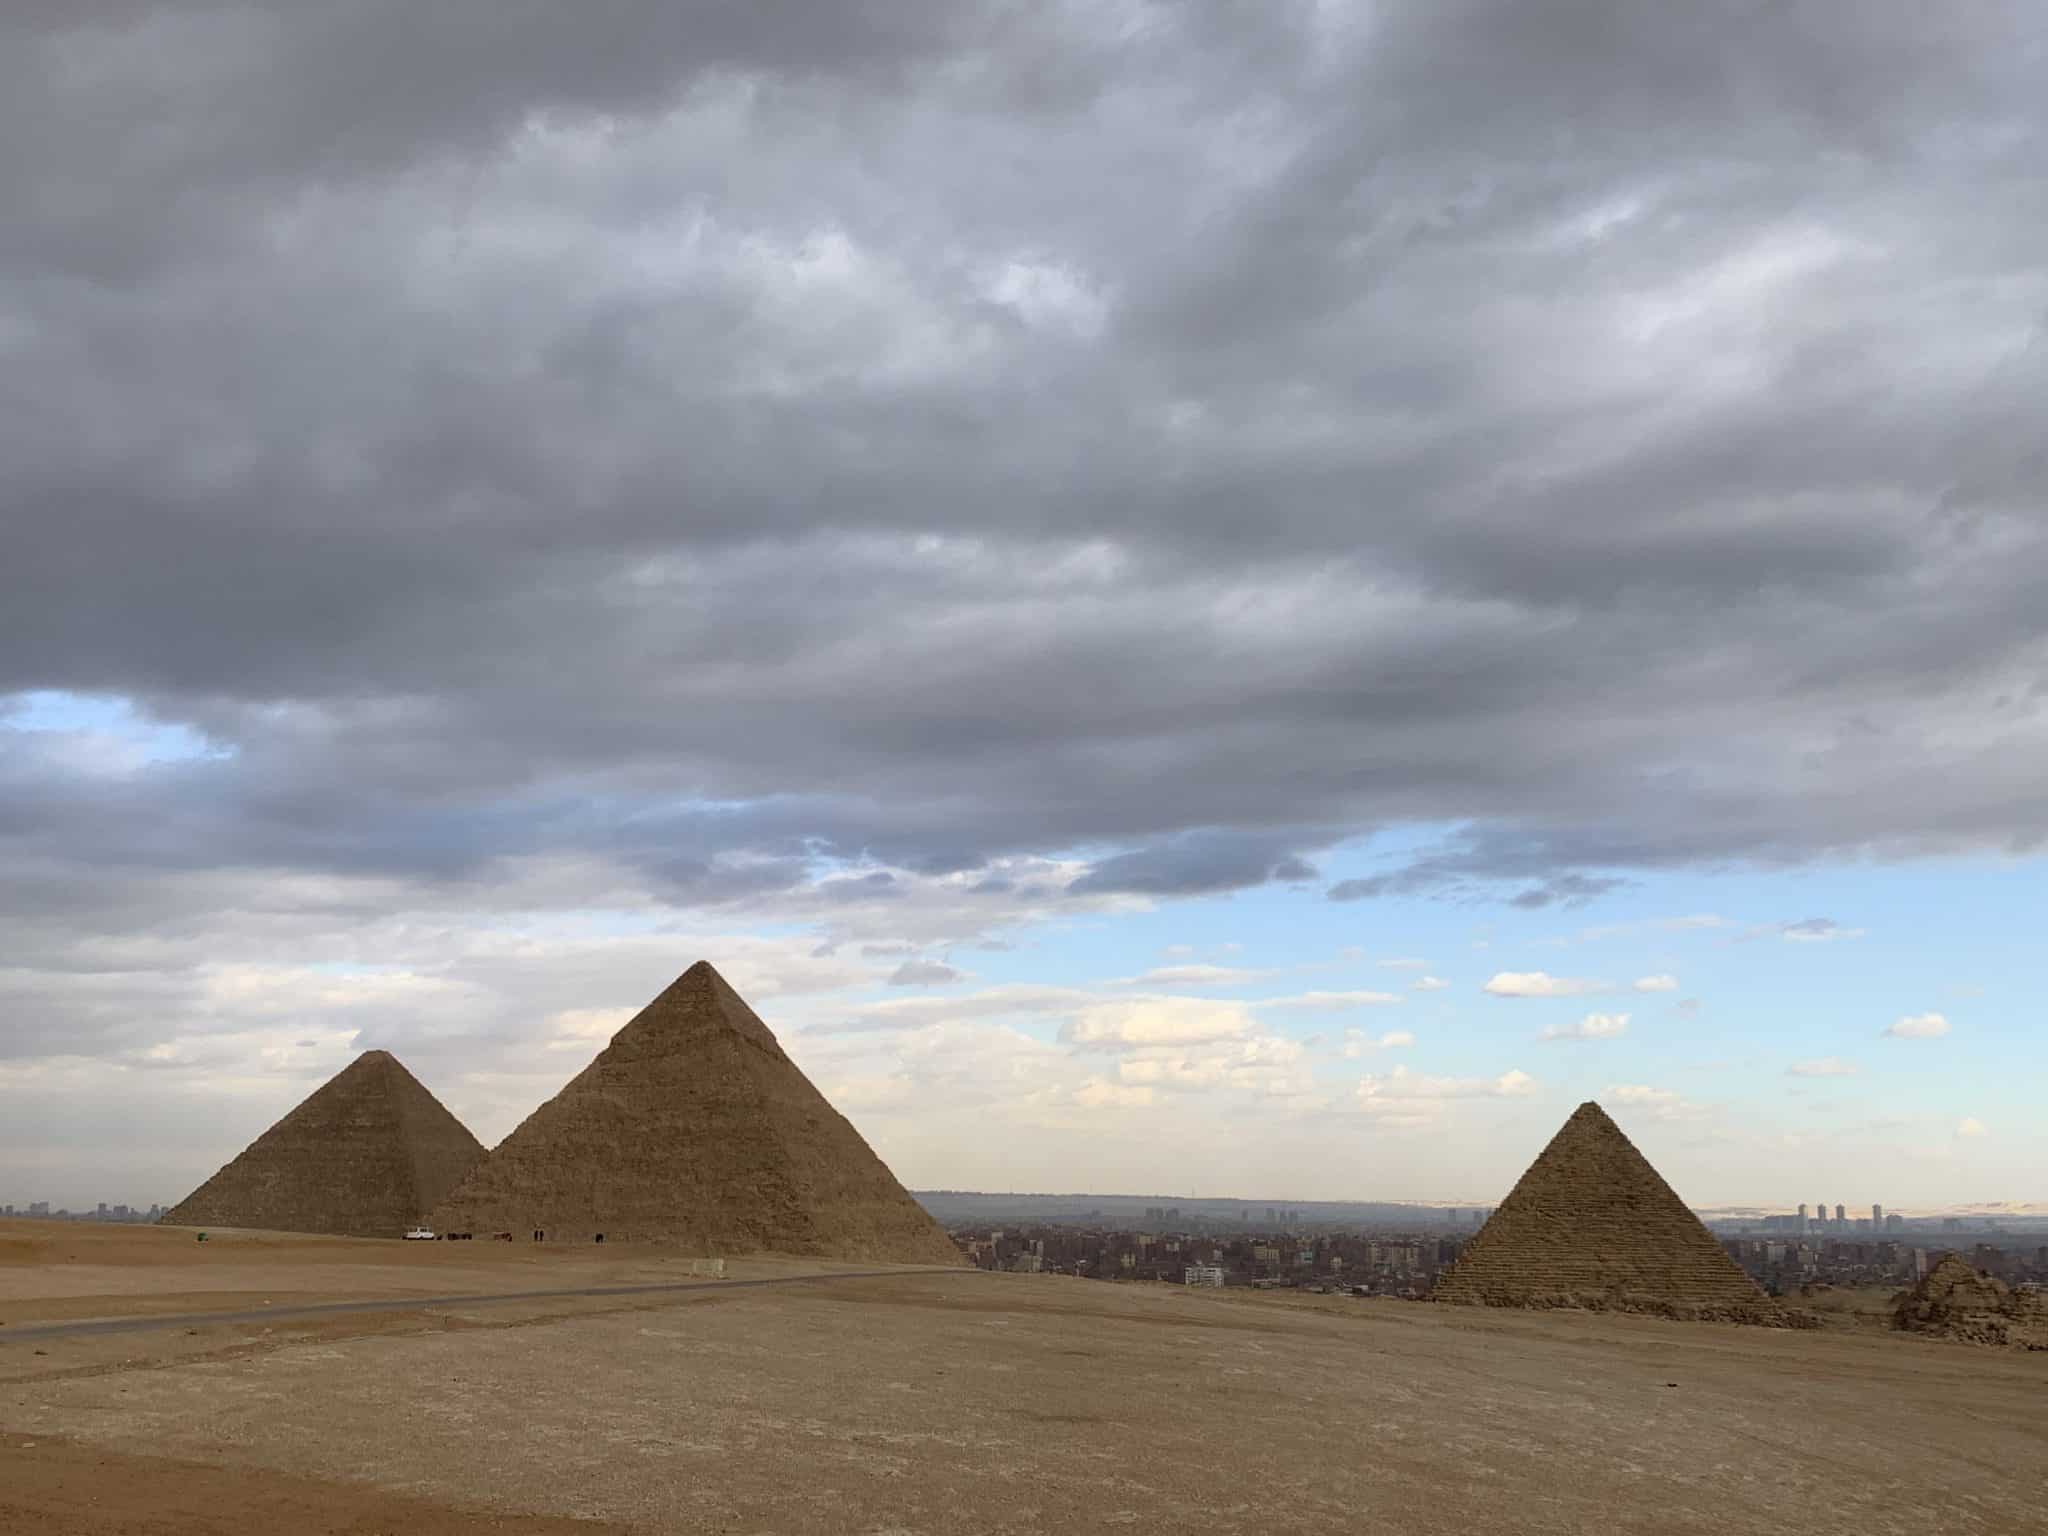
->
0;1266;973;1344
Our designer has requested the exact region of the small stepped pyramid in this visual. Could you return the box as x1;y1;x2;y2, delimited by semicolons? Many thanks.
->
1894;1254;2048;1348
1433;1101;1780;1321
428;961;963;1264
165;1051;484;1238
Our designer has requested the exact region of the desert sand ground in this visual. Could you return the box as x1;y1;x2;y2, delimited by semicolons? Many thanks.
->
3;1219;2044;1535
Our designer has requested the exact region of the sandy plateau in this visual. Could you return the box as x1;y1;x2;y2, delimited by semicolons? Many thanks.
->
3;1220;2045;1535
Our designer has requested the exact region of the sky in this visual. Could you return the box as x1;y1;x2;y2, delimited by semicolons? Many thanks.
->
2;2;2044;1214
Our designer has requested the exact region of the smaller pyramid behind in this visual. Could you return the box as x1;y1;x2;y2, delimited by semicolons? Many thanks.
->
428;962;963;1265
1433;1101;1777;1320
165;1051;485;1238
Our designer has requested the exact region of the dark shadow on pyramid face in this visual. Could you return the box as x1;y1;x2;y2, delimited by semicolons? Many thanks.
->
1432;1101;1783;1323
426;961;966;1266
164;1052;486;1239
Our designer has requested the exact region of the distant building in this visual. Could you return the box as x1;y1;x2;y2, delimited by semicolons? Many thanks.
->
1184;1265;1225;1288
1797;1204;1808;1224
1835;1204;1846;1224
1873;1203;1883;1226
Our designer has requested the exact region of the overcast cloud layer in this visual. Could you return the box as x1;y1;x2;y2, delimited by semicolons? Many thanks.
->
3;2;2044;1205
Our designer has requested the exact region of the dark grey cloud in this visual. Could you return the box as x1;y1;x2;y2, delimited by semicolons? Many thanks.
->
1068;832;1323;898
888;961;963;987
1507;874;1627;911
4;0;2048;1081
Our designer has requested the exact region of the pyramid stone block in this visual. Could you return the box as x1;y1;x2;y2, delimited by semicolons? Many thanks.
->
1433;1101;1779;1320
165;1051;485;1238
1894;1254;2048;1348
427;961;964;1264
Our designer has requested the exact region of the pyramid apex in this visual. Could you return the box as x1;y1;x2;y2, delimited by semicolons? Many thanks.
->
165;1049;483;1237
331;1048;400;1078
663;959;740;1004
426;964;965;1264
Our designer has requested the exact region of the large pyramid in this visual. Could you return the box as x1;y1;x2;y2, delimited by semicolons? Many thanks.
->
427;961;964;1264
1433;1101;1778;1320
165;1051;485;1238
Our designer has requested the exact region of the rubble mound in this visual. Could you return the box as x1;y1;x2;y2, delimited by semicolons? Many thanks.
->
1433;1101;1785;1324
428;961;963;1265
165;1051;485;1238
1893;1255;2048;1349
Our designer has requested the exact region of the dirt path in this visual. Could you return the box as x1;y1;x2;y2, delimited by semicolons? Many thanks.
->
0;1265;973;1343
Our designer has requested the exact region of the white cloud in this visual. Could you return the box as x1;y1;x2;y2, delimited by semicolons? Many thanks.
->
1073;1076;1156;1109
1412;975;1450;992
1483;971;1607;998
832;984;1093;1032
543;1006;636;1052
1780;918;1866;943
1259;989;1403;1011
1882;1012;1951;1040
1956;1117;1988;1139
1539;1012;1629;1041
1356;1065;1536;1109
1160;944;1196;960
1113;963;1261;987
819;1071;920;1112
1063;998;1256;1050
1116;1034;1308;1096
1632;974;1679;992
1341;1027;1416;1057
1607;1084;1679;1107
1604;1083;1705;1122
1376;958;1428;970
1786;1057;1859;1078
